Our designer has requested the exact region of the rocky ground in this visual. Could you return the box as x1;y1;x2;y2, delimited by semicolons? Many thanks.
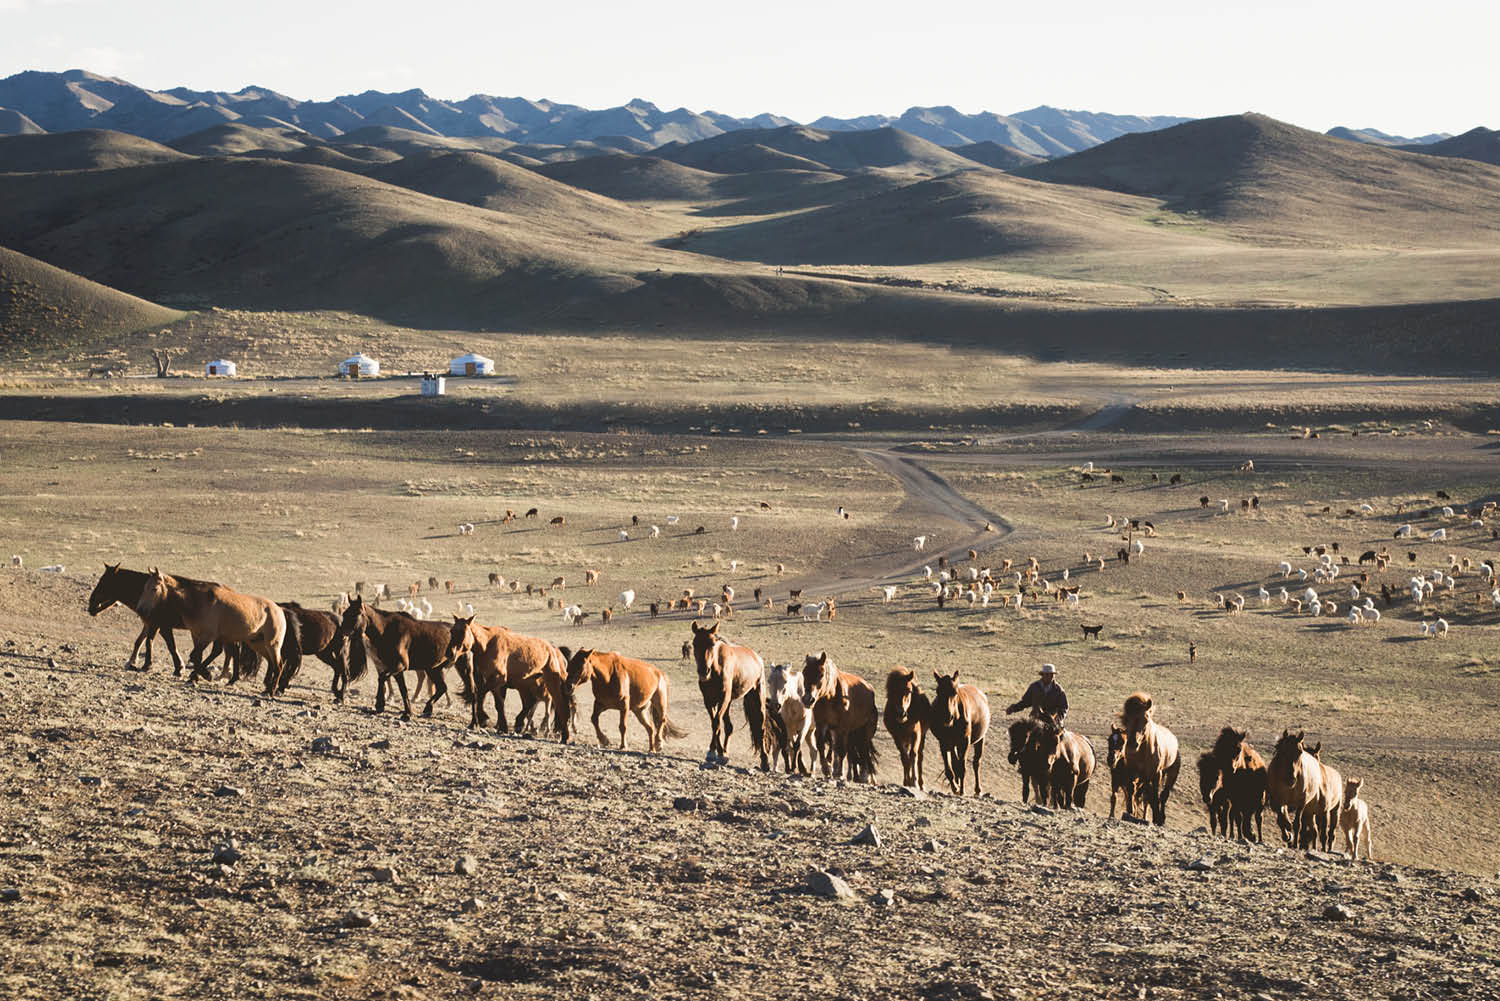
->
1;635;1495;1001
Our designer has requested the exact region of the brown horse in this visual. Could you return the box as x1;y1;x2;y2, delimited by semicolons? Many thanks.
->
1197;753;1232;836
1006;717;1052;804
801;652;879;782
1106;725;1140;819
930;671;990;796
139;569;291;689
1211;726;1267;842
336;595;456;719
223;602;332;696
1269;729;1344;850
560;648;686;751
1119;692;1181;826
87;563;220;673
690;621;767;767
446;617;566;735
883;668;930;789
1036;716;1095;808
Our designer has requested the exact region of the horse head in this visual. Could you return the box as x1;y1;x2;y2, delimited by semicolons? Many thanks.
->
1106;725;1128;768
886;667;918;722
1120;691;1153;749
564;647;594;688
336;595;367;640
87;562;125;616
802;652;834;707
690;620;719;679
445;614;476;662
932;670;962;722
1272;728;1306;784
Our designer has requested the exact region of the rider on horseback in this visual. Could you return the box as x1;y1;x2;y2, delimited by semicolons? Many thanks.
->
1006;663;1068;726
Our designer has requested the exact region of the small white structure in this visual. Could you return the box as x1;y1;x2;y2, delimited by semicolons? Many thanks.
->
339;353;380;378
204;359;237;377
449;352;494;377
421;374;446;397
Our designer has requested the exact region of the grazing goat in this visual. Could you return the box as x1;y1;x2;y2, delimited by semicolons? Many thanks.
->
585;569;600;586
649;525;661;539
913;535;927;552
525;508;539;518
619;589;636;610
549;516;564;526
730;516;740;531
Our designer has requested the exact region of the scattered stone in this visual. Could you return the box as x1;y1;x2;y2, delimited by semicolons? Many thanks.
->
209;864;234;881
212;785;245;798
673;796;705;812
806;869;856;901
1186;856;1215;872
0;887;20;903
1030;804;1055;816
342;909;376;929
371;866;398;884
1323;903;1355;922
872;888;896;907
914;816;933;828
897;785;926;799
310;736;337;753
922;838;942;853
547;889;569;904
455;855;479;876
1461;887;1486;903
213;842;244;866
78;775;102;787
460;896;484;913
850;824;882;847
368;739;391;750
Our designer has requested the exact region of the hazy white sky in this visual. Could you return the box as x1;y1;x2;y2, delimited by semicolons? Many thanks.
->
2;0;1492;135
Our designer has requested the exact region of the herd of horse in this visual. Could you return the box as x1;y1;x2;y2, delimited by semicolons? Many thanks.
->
85;564;1369;856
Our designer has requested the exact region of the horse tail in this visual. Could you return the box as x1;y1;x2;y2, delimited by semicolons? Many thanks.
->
276;607;302;692
344;629;370;682
760;679;785;763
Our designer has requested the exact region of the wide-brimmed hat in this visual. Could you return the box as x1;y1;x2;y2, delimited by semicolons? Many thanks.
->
1040;663;1057;675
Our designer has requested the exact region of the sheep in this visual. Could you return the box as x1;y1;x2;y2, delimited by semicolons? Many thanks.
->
1349;584;1360;600
1239;459;1254;472
1358;504;1374;515
1231;594;1245;613
722;585;735;604
913;535;927;552
1303;587;1318;605
1082;461;1094;473
1218;499;1231;513
922;566;933;579
1363;604;1381;623
1347;608;1362;626
1278;587;1290;604
1065;592;1080;608
666;515;680;525
553;576;567;589
1441;506;1455;519
1308;599;1322;617
1395;524;1413;538
619;530;629;541
649;525;661;539
1258;587;1270;606
458;522;475;535
562;604;582;624
1132;539;1145;557
802;601;825;622
619;589;636;610
776;563;786;576
881;585;898;604
968;567;980;582
10;555;20;567
1279;560;1294;576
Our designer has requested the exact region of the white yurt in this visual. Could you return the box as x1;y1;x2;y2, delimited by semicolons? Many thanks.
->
449;352;495;377
339;353;380;378
204;359;237;377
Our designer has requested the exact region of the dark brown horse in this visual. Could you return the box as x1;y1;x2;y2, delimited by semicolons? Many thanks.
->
1212;726;1267;842
1106;724;1140;819
336;596;456;719
801;652;879;782
446;617;566;735
87;563;219;673
1006;717;1052;804
1035;716;1095;808
223;602;333;696
690;621;767;767
1197;753;1232;836
883;668;930;789
930;671;990;796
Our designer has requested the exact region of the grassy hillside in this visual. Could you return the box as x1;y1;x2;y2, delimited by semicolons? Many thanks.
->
0;128;187;172
0;245;182;358
658;125;984;175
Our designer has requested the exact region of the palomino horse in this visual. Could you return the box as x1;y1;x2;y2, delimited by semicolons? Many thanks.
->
1119;692;1181;826
1006;717;1052;804
336;596;456;719
930;671;990;796
883;667;930;789
87;563;218;673
1035;715;1095;808
560;648;686;751
801;652;879;782
138;569;292;690
1269;729;1344;850
690;621;767;767
1211;726;1267;842
446;616;566;735
1106;725;1140;819
765;662;815;774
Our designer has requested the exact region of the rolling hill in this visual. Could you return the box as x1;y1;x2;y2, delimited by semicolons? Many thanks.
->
1022;113;1500;245
168;122;317;156
0;129;188;172
1399;126;1500;166
0;244;182;355
948;140;1045;171
655;125;984;175
812;105;1192;156
0;108;44;136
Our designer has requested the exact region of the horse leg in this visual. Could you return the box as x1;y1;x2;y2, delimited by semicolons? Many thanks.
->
970;737;984;796
421;668;446;718
393;671;413;721
953;737;969;795
915;732;927;790
592;703;610;748
127;624;154;670
631;705;652;751
743;690;768;771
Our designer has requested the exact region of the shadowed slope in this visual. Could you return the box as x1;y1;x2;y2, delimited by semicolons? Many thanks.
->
1400;126;1500;167
0;129;188;172
657;125;983;175
0;245;182;354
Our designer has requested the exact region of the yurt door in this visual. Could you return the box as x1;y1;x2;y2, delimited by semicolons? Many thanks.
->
465;362;476;375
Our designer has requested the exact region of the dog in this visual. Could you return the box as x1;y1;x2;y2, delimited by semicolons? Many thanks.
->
1080;624;1103;641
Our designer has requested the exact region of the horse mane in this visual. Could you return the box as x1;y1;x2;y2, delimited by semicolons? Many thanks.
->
885;666;915;701
1120;691;1153;722
1211;726;1245;761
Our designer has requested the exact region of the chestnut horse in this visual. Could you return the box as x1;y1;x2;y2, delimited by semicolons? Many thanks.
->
766;662;814;774
87;563;219;673
801;652;879;782
336;596;456;719
446;616;566;735
138;569;291;690
1269;729;1343;850
1006;717;1051;804
1106;725;1140;819
560;648;687;751
1212;726;1267;842
930;671;990;796
1036;716;1095;808
1119;692;1181;826
690;621;767;767
883;667;930;789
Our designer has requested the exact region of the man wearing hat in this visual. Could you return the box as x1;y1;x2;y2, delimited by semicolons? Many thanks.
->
1006;663;1069;725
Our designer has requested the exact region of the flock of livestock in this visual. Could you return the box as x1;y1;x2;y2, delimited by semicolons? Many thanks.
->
84;561;1375;861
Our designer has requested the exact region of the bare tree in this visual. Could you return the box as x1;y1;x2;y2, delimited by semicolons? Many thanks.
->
149;348;173;378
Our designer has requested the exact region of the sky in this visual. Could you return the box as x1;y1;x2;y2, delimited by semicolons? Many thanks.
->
2;0;1493;136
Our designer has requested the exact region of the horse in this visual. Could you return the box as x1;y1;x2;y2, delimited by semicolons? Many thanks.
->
1105;725;1140;819
1268;729;1343;851
800;652;879;782
690;621;767;767
1035;715;1095;808
560;648;686;752
446;616;566;736
930;671;990;796
87;563;221;673
222;602;341;697
883;667;930;789
1119;692;1181;826
1006;717;1052;804
336;595;456;720
764;662;812;774
1211;726;1267;842
137;569;291;690
1197;753;1232;837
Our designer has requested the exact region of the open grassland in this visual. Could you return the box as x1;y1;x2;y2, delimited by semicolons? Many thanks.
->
0;421;1496;880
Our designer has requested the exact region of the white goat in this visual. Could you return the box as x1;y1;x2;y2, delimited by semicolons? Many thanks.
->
1132;539;1145;557
1429;528;1447;541
913;535;927;552
666;515;680;525
922;565;933;579
1278;561;1294;576
1395;524;1412;538
1258;587;1271;606
618;589;636;610
881;585;897;603
619;529;629;541
649;525;661;539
